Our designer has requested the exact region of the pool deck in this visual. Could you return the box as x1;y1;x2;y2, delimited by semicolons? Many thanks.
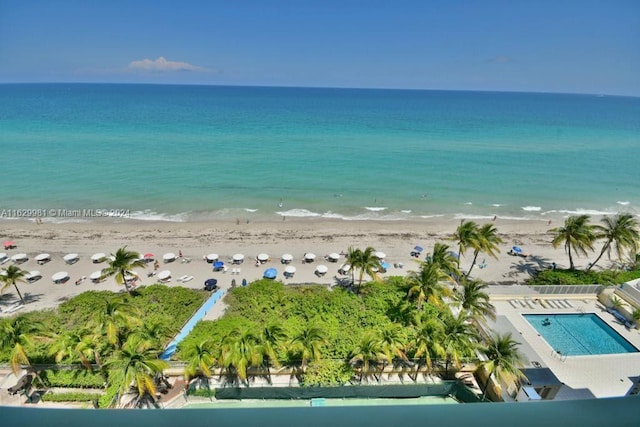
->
487;293;640;399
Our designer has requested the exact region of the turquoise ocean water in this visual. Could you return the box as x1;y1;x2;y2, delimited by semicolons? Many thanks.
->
1;84;639;223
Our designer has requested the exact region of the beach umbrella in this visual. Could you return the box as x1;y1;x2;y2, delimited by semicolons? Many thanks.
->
375;251;386;259
233;253;245;263
64;253;79;264
213;261;225;271
381;262;390;271
315;264;328;274
163;253;176;262
327;253;340;262
0;253;7;262
304;253;316;262
3;241;15;249
144;253;154;259
263;268;277;279
414;246;423;253
91;252;106;263
281;253;293;263
157;270;171;281
11;253;28;263
512;246;523;254
257;253;269;262
206;253;219;262
52;271;69;283
204;278;218;291
284;266;296;275
90;270;104;282
447;251;459;259
35;253;51;264
25;271;42;282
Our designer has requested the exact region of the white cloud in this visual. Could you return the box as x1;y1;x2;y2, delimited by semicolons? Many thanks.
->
128;56;206;72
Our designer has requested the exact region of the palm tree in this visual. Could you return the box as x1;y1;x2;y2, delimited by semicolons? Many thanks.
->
101;246;146;293
412;317;446;376
103;334;168;408
588;213;640;271
440;312;479;376
346;246;381;293
220;328;263;385
1;265;28;305
478;333;527;399
455;278;496;323
466;223;503;278
406;260;453;310
452;220;479;268
137;319;176;350
258;322;287;382
550;215;597;270
349;332;389;383
0;316;46;374
429;242;461;282
90;297;140;348
181;339;217;387
289;324;327;370
48;328;95;370
379;324;409;366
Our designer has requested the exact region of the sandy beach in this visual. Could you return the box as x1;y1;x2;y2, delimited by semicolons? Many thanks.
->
0;217;588;315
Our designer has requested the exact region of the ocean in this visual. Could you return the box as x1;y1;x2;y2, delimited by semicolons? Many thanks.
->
1;83;639;223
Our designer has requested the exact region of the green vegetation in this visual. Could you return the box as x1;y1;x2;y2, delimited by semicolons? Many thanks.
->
0;282;206;408
526;268;640;286
40;391;103;403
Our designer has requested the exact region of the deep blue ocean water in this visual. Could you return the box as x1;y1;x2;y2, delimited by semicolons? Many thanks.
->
1;84;638;223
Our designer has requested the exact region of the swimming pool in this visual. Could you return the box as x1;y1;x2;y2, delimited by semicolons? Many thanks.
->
523;314;638;356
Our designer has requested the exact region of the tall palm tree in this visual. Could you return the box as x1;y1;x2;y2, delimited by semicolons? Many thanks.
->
220;328;263;385
137;319;176;350
478;333;527;399
349;332;389;383
550;214;597;270
48;328;95;370
346;246;381;293
1;265;28;305
181;339;217;387
429;242;461;282
90;297;140;348
101;246;146;293
289;324;327;370
588;213;640;270
0;316;46;374
440;312;479;376
455;278;496;323
452;220;479;268
103;334;168;408
466;223;503;278
258;322;287;382
412;317;446;375
406;260;453;310
379;324;409;365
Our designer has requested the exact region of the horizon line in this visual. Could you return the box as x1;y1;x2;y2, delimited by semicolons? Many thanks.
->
0;81;637;99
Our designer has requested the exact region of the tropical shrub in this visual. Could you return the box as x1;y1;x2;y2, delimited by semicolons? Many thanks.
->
300;360;354;387
41;391;103;402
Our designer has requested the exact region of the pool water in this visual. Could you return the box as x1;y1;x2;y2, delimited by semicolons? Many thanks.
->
523;314;638;356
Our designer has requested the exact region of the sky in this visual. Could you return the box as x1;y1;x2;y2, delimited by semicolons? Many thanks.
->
0;0;639;96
